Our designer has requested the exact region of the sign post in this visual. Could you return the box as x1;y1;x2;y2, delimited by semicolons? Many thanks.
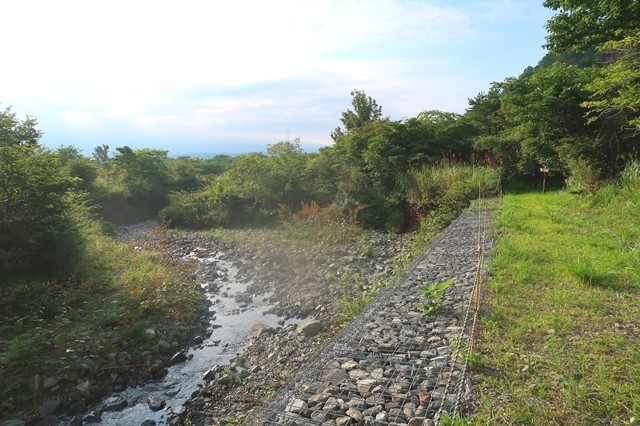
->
540;166;549;193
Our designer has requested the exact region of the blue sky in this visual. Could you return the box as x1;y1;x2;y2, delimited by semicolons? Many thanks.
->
2;0;554;157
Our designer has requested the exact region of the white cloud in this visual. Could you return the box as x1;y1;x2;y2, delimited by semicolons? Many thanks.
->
1;0;551;153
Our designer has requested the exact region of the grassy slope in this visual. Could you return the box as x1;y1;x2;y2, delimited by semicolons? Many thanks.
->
472;189;640;425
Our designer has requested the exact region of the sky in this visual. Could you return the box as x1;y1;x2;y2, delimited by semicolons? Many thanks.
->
2;0;554;157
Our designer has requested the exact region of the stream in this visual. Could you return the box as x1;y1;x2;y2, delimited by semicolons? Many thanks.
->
80;247;288;425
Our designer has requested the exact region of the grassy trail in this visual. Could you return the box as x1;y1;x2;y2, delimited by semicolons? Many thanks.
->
472;189;640;425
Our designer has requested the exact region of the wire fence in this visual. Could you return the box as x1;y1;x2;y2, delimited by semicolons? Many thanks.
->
247;192;497;425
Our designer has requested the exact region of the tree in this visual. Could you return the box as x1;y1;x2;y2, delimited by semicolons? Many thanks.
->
0;108;80;277
582;32;640;132
92;144;110;163
55;145;83;165
544;1;640;136
331;89;384;141
544;0;640;52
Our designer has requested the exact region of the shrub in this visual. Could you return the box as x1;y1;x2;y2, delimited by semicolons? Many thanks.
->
400;164;500;225
565;157;601;195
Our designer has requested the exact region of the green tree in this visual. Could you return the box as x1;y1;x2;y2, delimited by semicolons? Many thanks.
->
544;0;640;52
545;0;640;137
0;108;80;277
92;144;110;163
331;89;384;141
55;145;83;165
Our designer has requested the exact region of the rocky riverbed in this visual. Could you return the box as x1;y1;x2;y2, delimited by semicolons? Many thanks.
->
186;207;494;426
161;226;411;425
1;204;492;426
35;222;409;426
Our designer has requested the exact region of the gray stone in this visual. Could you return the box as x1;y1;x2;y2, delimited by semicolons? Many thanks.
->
76;380;91;397
101;396;128;412
172;405;186;415
81;414;102;424
35;416;59;426
38;400;61;418
1;421;26;426
348;369;368;380
141;420;157;426
346;407;364;420
322;397;339;411
157;339;171;352
285;398;308;414
336;417;352;425
170;351;187;365
42;376;60;389
296;319;323;337
147;396;166;411
251;323;276;338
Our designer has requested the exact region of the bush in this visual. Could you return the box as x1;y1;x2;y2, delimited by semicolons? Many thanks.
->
159;190;228;228
400;164;500;224
620;159;640;188
565;158;601;195
0;109;83;278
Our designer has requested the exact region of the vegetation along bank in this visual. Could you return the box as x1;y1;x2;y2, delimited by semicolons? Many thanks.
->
2;1;640;423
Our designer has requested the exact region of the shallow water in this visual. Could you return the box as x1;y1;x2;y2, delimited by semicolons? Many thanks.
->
87;251;286;425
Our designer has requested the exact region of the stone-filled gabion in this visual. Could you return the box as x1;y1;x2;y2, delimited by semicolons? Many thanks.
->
250;205;495;425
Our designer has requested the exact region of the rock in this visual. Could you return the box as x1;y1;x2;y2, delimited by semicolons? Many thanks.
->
170;351;188;365
35;416;59;426
341;360;359;370
336;417;352;425
149;363;168;379
356;378;377;395
42;376;60;389
408;417;425;426
157;339;171;352
164;386;181;397
346;407;364;420
172;406;186;415
285;398;308;414
141;420;157;426
82;415;102;424
251;323;276;338
1;421;25;426
147;396;166;411
101;396;128;412
76;380;91;397
348;369;368;380
38;400;61;418
322;397;339;411
296;319;324;337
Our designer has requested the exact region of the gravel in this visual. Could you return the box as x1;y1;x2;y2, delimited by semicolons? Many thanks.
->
179;206;495;425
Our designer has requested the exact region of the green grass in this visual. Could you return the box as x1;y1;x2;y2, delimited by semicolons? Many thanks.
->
472;186;640;425
0;215;202;415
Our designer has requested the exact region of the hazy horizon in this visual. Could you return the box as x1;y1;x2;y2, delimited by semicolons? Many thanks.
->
2;0;553;157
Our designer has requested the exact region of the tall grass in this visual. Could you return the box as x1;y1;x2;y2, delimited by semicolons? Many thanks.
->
400;164;500;226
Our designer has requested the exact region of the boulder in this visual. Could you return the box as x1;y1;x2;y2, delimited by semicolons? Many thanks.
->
76;380;91;398
38;400;61;418
296;319;324;337
101;396;128;412
170;351;187;365
147;396;166;411
251;323;276;338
